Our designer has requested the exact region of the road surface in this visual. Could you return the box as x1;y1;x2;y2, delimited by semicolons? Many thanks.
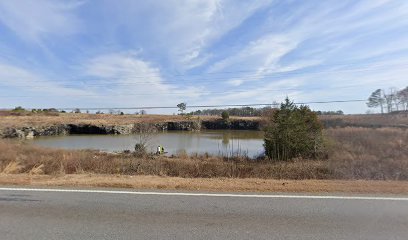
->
0;187;407;240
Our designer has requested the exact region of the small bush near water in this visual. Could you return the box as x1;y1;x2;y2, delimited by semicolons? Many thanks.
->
134;143;148;157
221;111;229;121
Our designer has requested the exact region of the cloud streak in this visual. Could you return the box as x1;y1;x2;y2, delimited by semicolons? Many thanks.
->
0;0;82;43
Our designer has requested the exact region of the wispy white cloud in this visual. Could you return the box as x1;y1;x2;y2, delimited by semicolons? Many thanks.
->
83;52;204;109
161;0;275;70
201;78;304;106
0;62;92;108
0;0;82;42
204;0;408;96
0;53;205;110
104;0;274;71
208;34;299;73
206;33;307;87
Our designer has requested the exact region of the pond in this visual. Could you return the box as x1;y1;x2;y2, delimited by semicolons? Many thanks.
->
29;130;265;158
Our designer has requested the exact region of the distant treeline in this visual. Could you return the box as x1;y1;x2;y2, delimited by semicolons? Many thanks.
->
189;107;344;117
7;106;344;117
189;107;273;117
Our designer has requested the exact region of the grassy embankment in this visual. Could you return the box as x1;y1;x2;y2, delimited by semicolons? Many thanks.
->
0;112;407;193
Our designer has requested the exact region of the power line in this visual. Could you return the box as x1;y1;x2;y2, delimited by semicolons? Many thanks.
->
38;99;367;111
0;85;365;98
0;81;395;98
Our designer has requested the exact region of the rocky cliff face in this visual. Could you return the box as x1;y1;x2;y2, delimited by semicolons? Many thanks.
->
67;124;138;135
0;125;70;139
201;119;260;130
0;119;260;139
167;121;201;131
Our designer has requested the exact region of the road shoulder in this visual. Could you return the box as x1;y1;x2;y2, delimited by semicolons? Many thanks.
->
0;174;407;194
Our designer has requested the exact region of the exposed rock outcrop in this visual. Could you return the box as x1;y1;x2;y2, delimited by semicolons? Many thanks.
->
201;119;260;130
0;119;260;139
0;125;69;139
167;121;201;131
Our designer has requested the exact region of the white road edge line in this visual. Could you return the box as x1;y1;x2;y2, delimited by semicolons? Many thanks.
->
0;187;407;201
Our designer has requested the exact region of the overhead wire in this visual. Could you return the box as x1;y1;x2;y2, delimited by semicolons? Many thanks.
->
25;99;368;111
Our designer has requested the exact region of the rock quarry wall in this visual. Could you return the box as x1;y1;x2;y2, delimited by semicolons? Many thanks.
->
0;119;261;139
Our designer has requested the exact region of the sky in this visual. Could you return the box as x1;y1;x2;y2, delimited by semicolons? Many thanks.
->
0;0;408;114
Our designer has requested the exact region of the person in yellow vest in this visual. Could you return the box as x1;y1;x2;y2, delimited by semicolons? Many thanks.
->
161;146;165;154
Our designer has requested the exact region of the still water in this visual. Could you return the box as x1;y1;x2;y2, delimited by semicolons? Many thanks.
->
30;130;265;157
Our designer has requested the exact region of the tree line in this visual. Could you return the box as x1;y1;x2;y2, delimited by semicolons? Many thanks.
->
189;106;274;117
188;106;343;117
367;87;408;113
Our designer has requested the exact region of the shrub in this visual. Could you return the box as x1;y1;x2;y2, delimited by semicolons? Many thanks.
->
264;98;324;161
134;143;147;157
221;111;229;121
12;106;25;112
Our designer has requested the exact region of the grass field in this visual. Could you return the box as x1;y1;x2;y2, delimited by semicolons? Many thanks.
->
319;114;408;128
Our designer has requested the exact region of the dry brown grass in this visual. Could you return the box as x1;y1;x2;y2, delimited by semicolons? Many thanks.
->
326;127;408;180
320;114;408;128
0;139;330;179
1;174;407;194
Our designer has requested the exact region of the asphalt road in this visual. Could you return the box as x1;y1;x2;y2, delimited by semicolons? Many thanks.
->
0;188;407;240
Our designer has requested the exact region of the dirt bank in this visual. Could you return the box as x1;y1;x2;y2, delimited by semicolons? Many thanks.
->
1;174;407;194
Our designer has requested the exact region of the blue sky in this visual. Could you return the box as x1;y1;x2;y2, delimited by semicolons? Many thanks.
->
0;0;407;114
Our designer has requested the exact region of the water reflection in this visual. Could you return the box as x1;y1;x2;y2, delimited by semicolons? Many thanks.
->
29;130;265;157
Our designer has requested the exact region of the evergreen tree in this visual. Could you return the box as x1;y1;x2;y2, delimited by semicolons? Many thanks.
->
264;98;324;161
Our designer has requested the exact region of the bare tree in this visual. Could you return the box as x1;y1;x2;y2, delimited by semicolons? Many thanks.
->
397;87;408;111
133;123;156;156
384;89;397;113
390;88;401;111
367;89;385;114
